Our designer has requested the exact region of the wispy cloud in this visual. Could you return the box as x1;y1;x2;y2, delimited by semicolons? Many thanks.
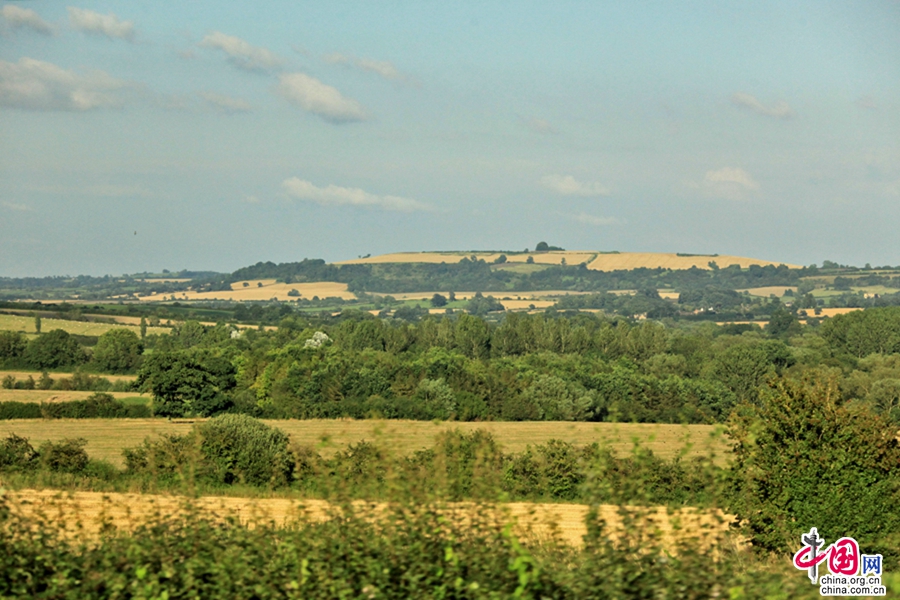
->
242;195;261;204
856;95;878;111
0;57;131;111
519;116;558;135
1;201;31;212
282;177;429;212
1;5;53;35
199;32;281;71
68;7;134;41
700;167;760;201
570;212;621;226
704;167;759;190
731;92;794;119
276;72;366;123
198;91;251;113
324;52;407;83
540;174;610;197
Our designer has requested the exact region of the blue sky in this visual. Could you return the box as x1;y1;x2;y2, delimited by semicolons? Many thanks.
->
1;1;898;276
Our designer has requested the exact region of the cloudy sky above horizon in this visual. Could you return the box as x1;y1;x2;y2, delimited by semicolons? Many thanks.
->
1;1;898;276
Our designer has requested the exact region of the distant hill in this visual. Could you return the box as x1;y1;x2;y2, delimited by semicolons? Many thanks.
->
336;251;801;271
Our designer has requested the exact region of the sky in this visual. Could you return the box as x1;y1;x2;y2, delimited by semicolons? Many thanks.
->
1;1;899;276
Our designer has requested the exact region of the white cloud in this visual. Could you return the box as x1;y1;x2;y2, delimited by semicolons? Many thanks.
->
276;72;366;123
199;32;281;71
731;92;794;119
243;195;261;204
0;57;130;111
1;5;53;35
540;174;610;197
856;95;878;111
324;52;405;82
520;116;558;135
198;91;251;113
572;212;621;226
701;167;760;201
704;167;759;190
68;7;134;41
1;201;30;211
282;177;429;212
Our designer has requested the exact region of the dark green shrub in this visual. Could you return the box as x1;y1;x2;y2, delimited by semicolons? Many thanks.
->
0;434;39;470
23;329;87;370
40;393;146;419
91;328;143;373
729;377;900;561
0;402;42;419
39;438;89;474
533;439;584;499
123;433;201;484
0;330;27;362
429;429;506;500
327;440;389;495
197;414;293;487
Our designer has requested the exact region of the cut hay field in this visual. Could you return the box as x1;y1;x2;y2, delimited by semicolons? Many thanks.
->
0;389;147;404
337;251;799;271
387;290;593;301
0;314;169;337
3;489;733;549
738;286;798;297
139;280;355;302
0;370;137;383
0;419;727;467
807;307;863;318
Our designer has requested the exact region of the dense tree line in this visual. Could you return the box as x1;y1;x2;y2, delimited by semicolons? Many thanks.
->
126;307;900;425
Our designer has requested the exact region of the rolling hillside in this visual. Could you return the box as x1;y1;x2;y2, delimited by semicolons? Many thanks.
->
337;251;800;271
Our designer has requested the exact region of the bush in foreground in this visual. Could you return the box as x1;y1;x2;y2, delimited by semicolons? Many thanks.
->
0;493;842;599
729;376;900;561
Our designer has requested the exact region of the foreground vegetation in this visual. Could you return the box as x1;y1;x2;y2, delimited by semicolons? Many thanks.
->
0;491;849;599
2;374;899;597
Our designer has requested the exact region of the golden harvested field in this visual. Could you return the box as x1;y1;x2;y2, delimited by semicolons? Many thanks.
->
738;286;797;297
337;251;799;271
140;280;355;302
4;489;733;549
0;370;136;383
0;314;168;337
135;278;191;283
0;419;727;467
587;253;798;271
499;300;556;310
387;290;593;301
0;389;147;403
808;307;862;318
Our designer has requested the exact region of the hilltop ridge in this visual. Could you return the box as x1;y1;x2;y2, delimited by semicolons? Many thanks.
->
336;250;801;271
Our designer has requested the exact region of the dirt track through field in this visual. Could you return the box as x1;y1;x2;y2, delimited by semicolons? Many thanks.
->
4;489;734;549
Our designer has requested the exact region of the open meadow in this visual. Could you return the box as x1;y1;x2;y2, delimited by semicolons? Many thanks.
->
0;314;168;337
139;280;356;303
0;389;147;404
0;370;136;383
0;418;727;467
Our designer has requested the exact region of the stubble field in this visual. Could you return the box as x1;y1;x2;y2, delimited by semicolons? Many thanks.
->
0;418;727;467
